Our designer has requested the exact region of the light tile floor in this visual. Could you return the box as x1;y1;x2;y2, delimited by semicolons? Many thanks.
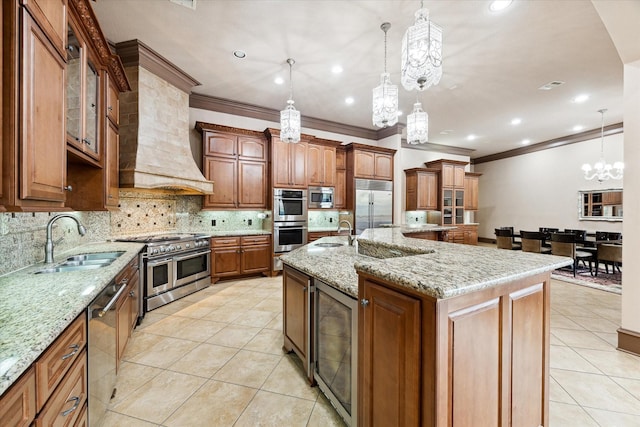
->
102;276;640;426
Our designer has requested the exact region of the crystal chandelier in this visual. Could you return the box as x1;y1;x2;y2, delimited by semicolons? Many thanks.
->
372;22;398;128
407;94;428;144
280;58;301;143
401;0;443;91
581;109;623;182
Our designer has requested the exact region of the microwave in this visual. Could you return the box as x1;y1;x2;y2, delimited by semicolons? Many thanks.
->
308;186;334;209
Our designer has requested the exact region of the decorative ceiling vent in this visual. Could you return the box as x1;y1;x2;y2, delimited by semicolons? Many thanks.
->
169;0;196;10
538;80;565;90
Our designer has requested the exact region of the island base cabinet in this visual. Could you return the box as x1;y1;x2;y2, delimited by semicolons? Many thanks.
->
0;367;36;427
357;272;550;427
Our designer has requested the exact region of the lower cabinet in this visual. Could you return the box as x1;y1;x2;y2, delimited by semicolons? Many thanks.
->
443;225;478;245
282;265;314;383
358;272;550;427
115;256;140;372
211;235;271;283
0;367;36;427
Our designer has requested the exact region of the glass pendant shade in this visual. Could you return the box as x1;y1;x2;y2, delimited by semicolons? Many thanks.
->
373;22;398;128
372;73;399;127
280;58;301;143
401;7;443;91
407;101;428;144
581;109;623;182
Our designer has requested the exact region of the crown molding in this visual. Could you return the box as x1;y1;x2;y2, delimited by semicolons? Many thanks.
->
401;140;475;157
115;39;201;93
472;123;623;164
190;93;392;141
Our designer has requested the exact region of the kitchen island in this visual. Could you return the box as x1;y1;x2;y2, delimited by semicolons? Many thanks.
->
280;228;572;427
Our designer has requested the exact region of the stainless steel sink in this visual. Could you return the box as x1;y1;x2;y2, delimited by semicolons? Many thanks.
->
35;263;111;274
65;252;124;262
314;242;345;248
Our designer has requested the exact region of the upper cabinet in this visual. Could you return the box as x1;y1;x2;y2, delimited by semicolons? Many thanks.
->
334;146;347;209
197;123;269;209
405;168;438;211
426;159;467;189
265;128;309;189
463;172;481;211
307;139;339;187
347;143;395;181
1;0;130;212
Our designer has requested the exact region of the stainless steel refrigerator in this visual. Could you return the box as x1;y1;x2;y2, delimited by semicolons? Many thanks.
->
355;178;393;234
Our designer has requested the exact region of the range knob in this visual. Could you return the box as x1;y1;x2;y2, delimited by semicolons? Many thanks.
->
160;247;166;253
168;245;175;252
185;243;191;249
176;245;182;250
152;249;159;255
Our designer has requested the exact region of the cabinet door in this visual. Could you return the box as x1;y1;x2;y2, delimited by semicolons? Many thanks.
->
204;131;236;157
21;15;66;203
307;144;323;186
283;266;310;360
105;121;119;208
212;247;241;277
418;172;437;210
22;0;67;57
128;269;140;331
359;279;421;427
336;148;346;170
116;289;131;367
237;135;267;161
374;153;393;180
454;165;465;188
290;142;308;187
241;244;271;274
0;367;36;427
238;160;267;208
441;164;454;187
354;151;375;179
334;169;346;209
204;157;237;208
83;56;100;160
272;140;291;187
322;146;336;186
106;76;119;125
463;226;478;245
464;176;478;210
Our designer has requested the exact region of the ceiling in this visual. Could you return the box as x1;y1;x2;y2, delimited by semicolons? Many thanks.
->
92;0;624;159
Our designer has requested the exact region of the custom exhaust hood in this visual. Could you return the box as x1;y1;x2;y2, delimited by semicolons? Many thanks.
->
116;40;213;195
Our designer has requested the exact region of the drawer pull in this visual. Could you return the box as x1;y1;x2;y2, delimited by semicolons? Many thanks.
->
61;396;80;416
361;299;370;307
61;344;80;360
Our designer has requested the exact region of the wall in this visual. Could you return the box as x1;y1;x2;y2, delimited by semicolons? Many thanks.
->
473;133;624;239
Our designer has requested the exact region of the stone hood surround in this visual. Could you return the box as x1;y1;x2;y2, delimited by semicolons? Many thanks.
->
116;40;213;195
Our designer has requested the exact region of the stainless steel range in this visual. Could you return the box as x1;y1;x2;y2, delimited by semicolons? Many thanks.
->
117;233;211;312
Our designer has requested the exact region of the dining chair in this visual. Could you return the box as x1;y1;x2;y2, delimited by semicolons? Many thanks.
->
495;228;521;250
520;231;551;254
550;232;593;276
564;229;587;243
596;243;622;276
539;227;559;247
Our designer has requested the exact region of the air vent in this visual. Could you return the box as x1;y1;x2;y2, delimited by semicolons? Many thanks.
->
169;0;196;10
538;81;565;90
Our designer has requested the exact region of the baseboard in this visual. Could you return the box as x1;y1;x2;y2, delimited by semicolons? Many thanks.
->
617;328;640;357
478;237;495;244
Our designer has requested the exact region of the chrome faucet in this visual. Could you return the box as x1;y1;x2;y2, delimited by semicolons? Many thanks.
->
45;214;87;263
339;220;355;246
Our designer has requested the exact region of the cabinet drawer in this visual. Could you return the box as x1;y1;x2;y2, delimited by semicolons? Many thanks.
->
211;237;241;248
240;235;270;246
35;314;86;411
35;349;87;427
115;256;139;285
0;367;36;427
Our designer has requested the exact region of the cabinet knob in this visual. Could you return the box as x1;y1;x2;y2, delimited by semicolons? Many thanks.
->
129;291;135;297
360;298;370;307
108;106;113;111
63;185;73;192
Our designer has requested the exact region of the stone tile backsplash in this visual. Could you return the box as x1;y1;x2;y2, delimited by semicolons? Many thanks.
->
0;191;271;276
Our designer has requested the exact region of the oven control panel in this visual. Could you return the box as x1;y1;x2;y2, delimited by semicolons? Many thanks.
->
147;237;210;256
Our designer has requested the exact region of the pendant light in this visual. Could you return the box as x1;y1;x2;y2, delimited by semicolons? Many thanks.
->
401;0;443;91
280;58;301;143
406;92;428;144
372;22;398;128
581;109;624;182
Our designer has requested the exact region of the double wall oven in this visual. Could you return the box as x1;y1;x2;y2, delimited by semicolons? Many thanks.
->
117;233;211;313
273;189;308;270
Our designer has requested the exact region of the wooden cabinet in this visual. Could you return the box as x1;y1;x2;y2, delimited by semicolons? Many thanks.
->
405;168;438;211
283;265;314;383
424;160;469;227
358;271;551;427
463;173;481;211
22;0;67;57
602;190;623;205
211;235;271;283
104;120;120;208
197;125;269;209
334;146;347;209
115;256;139;371
463;224;478;245
425;159;467;189
307;140;337;186
349;145;395;181
0;367;36;427
271;136;308;188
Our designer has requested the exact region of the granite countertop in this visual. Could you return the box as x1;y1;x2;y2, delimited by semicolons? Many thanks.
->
0;241;145;397
281;228;573;302
208;230;271;237
397;224;457;233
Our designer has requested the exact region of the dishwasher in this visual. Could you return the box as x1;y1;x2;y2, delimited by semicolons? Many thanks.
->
88;281;128;427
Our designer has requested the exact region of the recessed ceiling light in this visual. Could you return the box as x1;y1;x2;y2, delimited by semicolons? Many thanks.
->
466;134;476;141
397;110;403;116
345;97;354;105
233;50;246;59
538;80;565;91
521;139;530;145
511;118;522;125
489;0;512;12
573;125;584;131
274;77;284;85
332;65;343;74
572;94;589;103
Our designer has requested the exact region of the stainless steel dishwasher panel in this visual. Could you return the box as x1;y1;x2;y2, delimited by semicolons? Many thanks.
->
88;282;127;427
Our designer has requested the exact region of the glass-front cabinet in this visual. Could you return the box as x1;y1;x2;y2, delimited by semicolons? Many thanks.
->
66;22;100;162
442;188;465;225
